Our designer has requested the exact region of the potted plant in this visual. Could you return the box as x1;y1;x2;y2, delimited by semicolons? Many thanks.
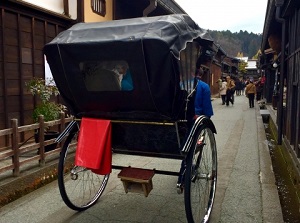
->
25;77;66;152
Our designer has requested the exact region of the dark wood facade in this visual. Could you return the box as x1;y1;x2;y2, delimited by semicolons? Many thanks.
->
0;1;74;133
260;0;300;157
285;5;300;156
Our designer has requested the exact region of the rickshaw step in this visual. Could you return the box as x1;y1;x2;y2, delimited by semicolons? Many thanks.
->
117;167;155;197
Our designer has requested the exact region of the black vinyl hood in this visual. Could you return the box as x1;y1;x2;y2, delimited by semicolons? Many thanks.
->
46;14;213;59
44;14;213;120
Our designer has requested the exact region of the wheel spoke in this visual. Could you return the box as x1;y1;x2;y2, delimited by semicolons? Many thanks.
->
57;124;110;211
184;125;217;223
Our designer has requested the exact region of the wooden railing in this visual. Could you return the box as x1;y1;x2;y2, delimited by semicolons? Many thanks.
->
0;113;73;177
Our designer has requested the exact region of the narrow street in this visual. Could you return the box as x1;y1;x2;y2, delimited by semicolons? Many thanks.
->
0;95;283;223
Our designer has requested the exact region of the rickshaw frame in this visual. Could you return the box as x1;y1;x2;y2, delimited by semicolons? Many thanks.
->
45;14;218;223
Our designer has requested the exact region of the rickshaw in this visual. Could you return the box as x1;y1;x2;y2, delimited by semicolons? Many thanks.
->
44;14;217;223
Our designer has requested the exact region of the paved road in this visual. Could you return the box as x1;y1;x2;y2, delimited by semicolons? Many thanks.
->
0;95;283;223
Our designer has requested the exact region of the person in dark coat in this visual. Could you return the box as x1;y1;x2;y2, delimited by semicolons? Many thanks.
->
226;75;235;106
246;80;256;108
255;77;263;101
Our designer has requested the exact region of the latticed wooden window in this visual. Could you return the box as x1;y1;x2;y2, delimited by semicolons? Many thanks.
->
91;0;106;16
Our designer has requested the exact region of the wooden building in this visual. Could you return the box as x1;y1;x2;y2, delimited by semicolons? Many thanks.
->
245;59;259;80
260;0;300;158
0;0;74;133
208;44;240;96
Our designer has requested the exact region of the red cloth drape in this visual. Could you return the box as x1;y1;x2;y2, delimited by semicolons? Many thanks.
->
75;118;112;175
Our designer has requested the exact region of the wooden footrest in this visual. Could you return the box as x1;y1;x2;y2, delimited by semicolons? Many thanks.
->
117;167;155;197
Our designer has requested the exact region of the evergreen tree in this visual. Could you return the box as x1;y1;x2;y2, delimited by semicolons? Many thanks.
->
209;30;262;58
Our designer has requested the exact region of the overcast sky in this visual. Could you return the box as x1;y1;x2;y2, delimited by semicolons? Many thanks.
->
175;0;268;34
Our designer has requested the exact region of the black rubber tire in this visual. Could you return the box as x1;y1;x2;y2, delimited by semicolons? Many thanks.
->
57;123;109;211
184;124;217;223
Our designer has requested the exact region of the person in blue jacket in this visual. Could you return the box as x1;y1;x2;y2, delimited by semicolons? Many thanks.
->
121;68;133;91
194;68;214;118
177;67;214;190
115;62;133;91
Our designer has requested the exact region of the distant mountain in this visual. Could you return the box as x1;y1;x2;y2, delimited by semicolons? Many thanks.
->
208;30;262;58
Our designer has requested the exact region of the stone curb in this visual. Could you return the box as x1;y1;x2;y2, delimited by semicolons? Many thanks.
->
0;162;58;208
256;105;284;223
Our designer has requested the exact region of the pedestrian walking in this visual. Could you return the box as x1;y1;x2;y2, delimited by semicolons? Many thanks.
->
245;80;256;108
220;78;227;105
216;78;222;98
226;75;235;106
241;79;246;95
255;77;263;101
235;78;243;96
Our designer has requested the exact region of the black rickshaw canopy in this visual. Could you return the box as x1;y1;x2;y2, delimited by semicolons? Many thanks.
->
44;14;214;121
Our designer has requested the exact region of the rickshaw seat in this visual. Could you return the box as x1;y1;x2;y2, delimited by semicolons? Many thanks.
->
84;68;121;91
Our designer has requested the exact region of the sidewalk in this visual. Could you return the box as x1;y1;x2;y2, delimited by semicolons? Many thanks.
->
210;94;283;222
0;95;283;223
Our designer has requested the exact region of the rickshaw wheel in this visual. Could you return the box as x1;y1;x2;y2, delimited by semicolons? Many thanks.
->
184;124;217;223
58;124;109;211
